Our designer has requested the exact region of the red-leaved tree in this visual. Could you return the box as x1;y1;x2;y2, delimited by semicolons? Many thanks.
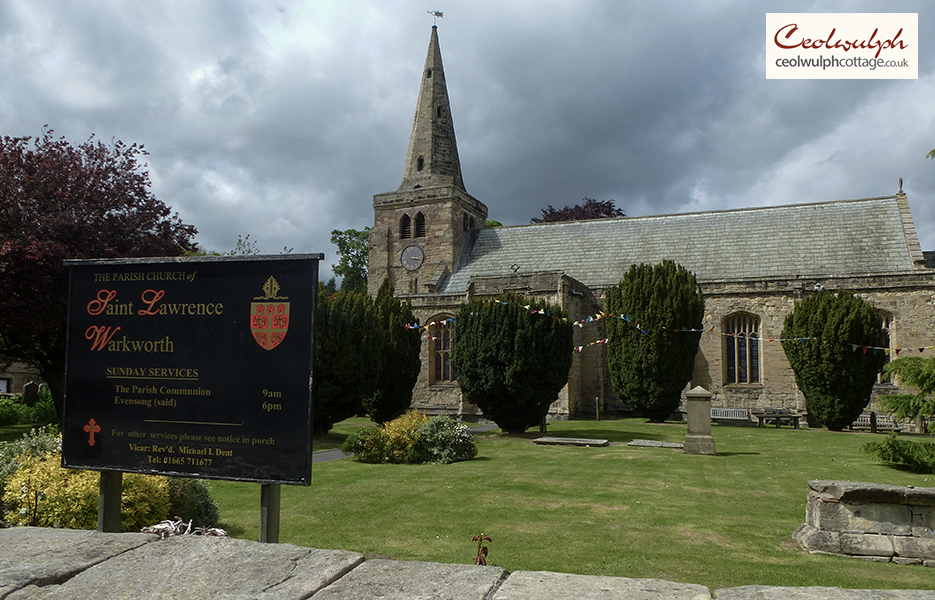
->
0;129;198;417
531;197;625;223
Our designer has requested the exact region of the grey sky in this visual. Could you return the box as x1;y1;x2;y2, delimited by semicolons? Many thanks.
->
1;1;932;280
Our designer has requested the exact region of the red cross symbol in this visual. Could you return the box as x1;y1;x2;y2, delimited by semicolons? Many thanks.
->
83;418;102;446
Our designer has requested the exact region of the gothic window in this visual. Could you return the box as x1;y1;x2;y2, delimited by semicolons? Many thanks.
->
462;212;469;232
415;212;426;238
724;313;760;384
416;156;424;172
400;214;412;239
429;319;455;384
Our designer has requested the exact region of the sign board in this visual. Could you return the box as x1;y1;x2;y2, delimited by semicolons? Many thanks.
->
62;254;322;485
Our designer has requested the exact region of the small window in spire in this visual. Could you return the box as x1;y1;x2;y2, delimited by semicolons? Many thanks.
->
436;105;443;119
400;214;412;239
415;212;426;238
416;156;424;172
426;68;432;79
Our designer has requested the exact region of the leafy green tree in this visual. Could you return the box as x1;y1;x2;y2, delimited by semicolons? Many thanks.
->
606;261;704;422
877;357;935;424
364;279;422;424
781;290;886;431
313;287;381;434
451;296;572;434
0;129;197;417
331;227;371;294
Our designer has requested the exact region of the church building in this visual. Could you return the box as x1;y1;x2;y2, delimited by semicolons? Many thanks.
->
368;26;935;421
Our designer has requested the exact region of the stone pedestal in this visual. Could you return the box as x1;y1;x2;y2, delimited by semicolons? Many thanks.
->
683;386;716;455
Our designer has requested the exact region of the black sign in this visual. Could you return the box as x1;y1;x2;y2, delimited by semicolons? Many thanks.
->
62;255;322;485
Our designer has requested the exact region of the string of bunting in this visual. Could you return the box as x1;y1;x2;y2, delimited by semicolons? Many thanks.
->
567;311;931;356
402;307;933;356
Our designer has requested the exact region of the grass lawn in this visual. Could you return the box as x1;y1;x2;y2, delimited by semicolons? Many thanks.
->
210;418;935;591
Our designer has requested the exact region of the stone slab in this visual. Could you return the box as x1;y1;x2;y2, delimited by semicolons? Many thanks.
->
310;559;507;599
628;439;684;449
533;437;609;447
715;585;935;599
6;535;363;600
492;571;711;599
0;527;157;598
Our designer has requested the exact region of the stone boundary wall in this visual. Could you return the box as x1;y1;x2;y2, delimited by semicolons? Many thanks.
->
794;480;935;565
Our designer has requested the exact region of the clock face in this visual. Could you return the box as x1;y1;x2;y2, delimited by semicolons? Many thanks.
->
400;245;425;271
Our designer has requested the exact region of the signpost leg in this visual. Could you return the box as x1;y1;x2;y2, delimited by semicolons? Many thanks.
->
260;484;281;543
98;471;123;532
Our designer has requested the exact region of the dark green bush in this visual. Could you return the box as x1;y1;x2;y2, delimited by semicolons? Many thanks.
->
408;416;478;464
0;397;19;426
781;290;885;430
862;434;935;473
167;478;220;528
27;389;58;425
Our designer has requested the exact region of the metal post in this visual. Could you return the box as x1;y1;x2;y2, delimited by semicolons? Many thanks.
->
260;484;281;543
98;471;123;532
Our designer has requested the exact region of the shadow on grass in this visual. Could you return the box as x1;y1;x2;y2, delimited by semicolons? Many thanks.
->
218;522;247;538
715;451;761;457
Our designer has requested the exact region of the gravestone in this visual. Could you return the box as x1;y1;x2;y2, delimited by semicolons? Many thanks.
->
683;386;716;455
22;381;39;406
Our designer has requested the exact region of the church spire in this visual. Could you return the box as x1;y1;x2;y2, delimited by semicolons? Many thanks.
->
398;26;465;192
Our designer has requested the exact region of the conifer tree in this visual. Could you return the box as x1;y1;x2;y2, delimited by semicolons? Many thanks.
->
781;290;886;430
364;279;422;424
451;296;572;434
313;287;382;434
606;261;704;422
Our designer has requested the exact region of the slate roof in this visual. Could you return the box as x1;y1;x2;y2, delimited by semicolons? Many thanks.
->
438;196;924;293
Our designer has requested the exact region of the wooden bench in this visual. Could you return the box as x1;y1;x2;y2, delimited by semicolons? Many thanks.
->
850;413;902;433
710;407;753;425
751;409;803;429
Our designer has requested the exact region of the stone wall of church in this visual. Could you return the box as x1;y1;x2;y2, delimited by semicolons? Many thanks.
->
690;273;935;414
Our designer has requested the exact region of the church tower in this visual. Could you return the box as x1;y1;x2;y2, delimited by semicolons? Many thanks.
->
368;26;488;297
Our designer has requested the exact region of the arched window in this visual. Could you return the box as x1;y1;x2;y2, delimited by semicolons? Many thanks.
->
415;212;426;238
416;156;424;172
724;313;760;384
429;318;455;383
462;212;469;232
400;214;412;239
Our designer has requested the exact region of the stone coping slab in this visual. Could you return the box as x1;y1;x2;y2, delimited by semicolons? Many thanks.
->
714;585;935;599
492;571;711;599
809;480;935;506
4;533;363;600
310;558;507;599
0;527;156;598
532;436;609;447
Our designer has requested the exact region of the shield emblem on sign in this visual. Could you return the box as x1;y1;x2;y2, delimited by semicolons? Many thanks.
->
250;277;290;351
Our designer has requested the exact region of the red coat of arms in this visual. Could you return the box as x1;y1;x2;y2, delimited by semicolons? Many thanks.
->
250;277;290;350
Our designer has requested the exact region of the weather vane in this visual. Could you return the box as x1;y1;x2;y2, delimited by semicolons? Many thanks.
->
428;10;443;25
